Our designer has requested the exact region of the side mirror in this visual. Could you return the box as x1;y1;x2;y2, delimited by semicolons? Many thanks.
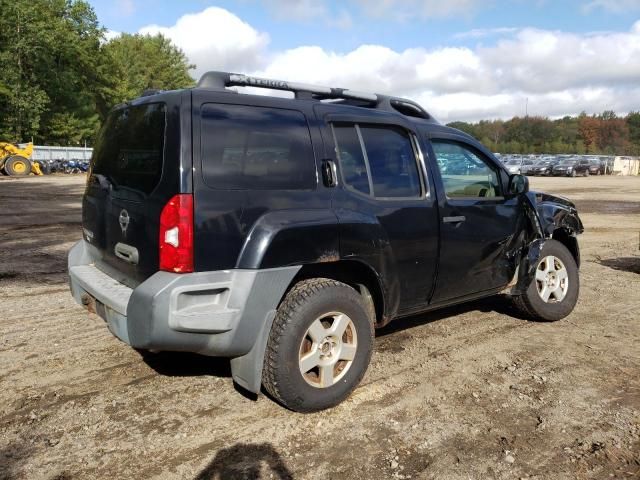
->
508;174;529;195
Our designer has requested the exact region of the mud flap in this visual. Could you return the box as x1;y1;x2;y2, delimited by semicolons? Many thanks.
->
230;309;278;394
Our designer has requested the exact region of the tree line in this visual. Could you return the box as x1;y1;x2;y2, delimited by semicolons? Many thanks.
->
447;111;640;156
0;0;194;146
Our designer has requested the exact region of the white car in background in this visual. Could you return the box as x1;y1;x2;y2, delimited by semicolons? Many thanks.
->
504;159;522;174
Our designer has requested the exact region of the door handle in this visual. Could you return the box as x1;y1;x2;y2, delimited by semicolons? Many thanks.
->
443;215;466;224
115;242;139;265
321;159;338;187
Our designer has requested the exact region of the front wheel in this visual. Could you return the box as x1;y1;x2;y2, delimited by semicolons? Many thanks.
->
4;155;31;176
513;239;579;321
584;169;590;177
263;278;374;412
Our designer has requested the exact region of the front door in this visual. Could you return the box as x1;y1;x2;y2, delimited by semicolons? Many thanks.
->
427;137;522;304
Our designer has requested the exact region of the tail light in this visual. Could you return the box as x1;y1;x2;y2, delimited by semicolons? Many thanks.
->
159;194;194;273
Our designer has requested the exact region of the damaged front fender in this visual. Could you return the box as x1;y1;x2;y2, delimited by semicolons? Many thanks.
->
508;191;584;295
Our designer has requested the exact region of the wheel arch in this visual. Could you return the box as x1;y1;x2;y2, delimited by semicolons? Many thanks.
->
551;227;580;267
286;259;387;327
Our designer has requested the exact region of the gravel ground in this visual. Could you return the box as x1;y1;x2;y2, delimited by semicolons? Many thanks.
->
0;174;639;480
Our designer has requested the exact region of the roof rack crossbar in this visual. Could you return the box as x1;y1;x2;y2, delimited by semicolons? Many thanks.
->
198;71;378;103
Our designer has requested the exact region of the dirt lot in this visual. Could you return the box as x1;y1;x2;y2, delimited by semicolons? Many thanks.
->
1;174;639;480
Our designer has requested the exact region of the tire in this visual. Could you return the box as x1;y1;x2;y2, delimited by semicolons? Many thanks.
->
513;239;579;322
263;278;374;412
584;169;590;177
3;155;31;176
570;170;576;177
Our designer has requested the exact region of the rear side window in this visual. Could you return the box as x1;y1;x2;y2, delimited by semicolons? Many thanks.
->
91;103;166;195
359;126;421;198
332;123;422;199
201;104;316;190
332;125;370;195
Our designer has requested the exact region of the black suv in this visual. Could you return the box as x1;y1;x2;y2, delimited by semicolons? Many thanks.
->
69;72;583;412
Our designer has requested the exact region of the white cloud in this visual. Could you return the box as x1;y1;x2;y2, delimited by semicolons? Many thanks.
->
139;7;640;122
103;29;121;42
139;7;269;77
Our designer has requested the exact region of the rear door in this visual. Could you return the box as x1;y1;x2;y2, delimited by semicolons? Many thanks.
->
425;135;522;303
317;108;440;315
83;94;185;287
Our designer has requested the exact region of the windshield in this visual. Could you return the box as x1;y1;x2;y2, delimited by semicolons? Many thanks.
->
560;160;575;165
506;160;520;165
91;103;166;195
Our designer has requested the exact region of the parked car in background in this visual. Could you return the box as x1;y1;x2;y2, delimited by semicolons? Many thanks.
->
520;159;537;175
552;159;576;177
504;159;522;174
529;159;556;176
587;159;604;175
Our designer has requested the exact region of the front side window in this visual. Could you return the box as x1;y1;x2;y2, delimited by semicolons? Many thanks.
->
431;141;502;198
332;123;422;199
201;104;316;190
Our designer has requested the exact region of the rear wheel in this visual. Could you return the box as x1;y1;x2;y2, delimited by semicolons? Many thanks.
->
263;278;374;412
4;155;31;176
513;239;579;322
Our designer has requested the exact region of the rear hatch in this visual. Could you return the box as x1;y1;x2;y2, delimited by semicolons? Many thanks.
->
83;101;173;287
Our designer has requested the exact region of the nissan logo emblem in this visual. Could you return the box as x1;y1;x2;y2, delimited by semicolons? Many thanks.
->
119;209;130;235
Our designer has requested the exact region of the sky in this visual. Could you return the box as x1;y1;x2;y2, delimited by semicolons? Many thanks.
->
90;0;640;123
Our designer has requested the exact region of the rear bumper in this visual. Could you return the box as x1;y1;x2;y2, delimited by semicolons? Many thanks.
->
68;240;299;358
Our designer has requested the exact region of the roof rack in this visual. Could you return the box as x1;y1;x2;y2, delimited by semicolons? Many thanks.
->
196;71;434;121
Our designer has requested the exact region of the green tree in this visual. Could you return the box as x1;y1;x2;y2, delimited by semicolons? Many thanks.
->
0;0;103;143
97;33;195;121
627;112;640;155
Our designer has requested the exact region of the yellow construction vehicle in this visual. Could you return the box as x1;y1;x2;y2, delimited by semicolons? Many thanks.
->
0;142;42;176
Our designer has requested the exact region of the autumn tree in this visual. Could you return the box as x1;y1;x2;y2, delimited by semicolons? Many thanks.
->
578;114;600;154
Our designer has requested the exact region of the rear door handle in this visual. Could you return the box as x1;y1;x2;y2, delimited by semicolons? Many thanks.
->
443;215;466;224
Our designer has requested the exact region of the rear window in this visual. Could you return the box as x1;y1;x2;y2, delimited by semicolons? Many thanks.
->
201;104;316;190
91;103;166;195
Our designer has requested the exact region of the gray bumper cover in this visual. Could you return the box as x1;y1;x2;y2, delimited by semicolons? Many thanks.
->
68;240;300;393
